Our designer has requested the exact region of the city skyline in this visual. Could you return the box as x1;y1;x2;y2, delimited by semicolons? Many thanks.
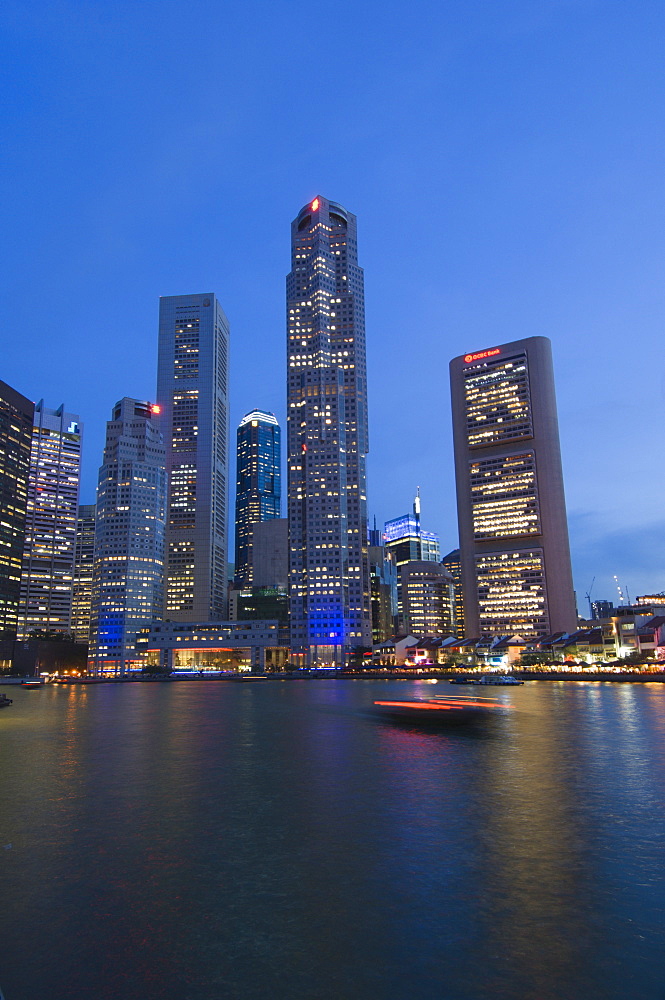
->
2;2;664;604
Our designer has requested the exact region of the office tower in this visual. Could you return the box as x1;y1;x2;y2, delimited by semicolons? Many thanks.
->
234;410;281;585
0;380;34;654
157;293;230;621
71;504;96;642
441;548;465;637
89;398;166;674
401;561;455;637
368;541;397;644
229;518;289;627
450;337;576;637
17;401;82;638
384;492;440;628
287;196;371;663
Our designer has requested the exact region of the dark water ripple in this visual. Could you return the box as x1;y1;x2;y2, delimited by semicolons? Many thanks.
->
0;679;664;999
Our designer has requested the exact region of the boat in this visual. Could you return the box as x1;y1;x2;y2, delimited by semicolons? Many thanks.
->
450;675;523;686
475;675;523;686
0;693;13;708
373;695;504;726
21;679;43;689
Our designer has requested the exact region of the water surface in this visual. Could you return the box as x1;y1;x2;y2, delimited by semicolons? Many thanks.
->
1;679;664;999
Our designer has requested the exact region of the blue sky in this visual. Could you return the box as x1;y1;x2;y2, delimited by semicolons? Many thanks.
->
2;0;663;608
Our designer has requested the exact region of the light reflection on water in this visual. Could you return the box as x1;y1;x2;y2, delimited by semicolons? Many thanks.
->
0;680;664;999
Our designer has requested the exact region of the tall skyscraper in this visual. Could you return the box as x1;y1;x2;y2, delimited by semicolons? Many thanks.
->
234;409;281;585
17;401;82;638
89;398;166;674
0;380;34;654
450;337;576;637
71;504;96;643
157;294;230;621
287;196;371;663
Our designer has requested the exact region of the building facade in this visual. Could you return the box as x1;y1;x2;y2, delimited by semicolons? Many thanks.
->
400;560;455;638
89;398;166;674
71;503;96;643
157;293;230;621
384;494;440;630
450;337;576;637
234;409;281;585
0;380;34;656
441;548;465;637
17;401;82;638
287;196;372;663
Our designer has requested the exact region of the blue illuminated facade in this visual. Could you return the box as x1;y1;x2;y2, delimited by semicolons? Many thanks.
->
287;197;372;663
234;410;280;586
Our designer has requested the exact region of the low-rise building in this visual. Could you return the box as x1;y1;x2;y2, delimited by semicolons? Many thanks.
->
136;620;287;673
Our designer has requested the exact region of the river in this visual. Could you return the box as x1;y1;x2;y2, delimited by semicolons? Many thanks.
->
0;679;663;999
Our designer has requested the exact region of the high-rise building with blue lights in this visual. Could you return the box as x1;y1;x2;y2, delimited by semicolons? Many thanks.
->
287;197;371;664
157;294;230;621
234;409;281;586
89;398;166;674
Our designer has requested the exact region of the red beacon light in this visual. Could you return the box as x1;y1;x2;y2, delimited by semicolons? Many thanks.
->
311;198;319;211
151;404;161;414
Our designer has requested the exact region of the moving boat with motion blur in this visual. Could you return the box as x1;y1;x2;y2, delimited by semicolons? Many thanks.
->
372;695;505;726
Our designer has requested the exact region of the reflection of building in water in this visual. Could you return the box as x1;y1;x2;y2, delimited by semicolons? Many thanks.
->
469;687;600;996
137;619;288;673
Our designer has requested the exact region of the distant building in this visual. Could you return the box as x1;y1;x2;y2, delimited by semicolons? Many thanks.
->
287;197;371;663
17;401;82;638
441;548;464;637
384;492;440;628
137;619;286;674
400;560;455;638
157;293;230;621
71;504;96;643
89;399;166;674
368;542;397;643
450;337;576;637
251;518;288;589
235;410;281;586
0;380;34;659
591;599;614;621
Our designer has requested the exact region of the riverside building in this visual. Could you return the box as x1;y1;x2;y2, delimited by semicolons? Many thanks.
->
450;337;576;637
234;410;281;585
71;503;96;642
157;294;230;621
287;196;372;664
0;380;34;655
17;401;82;638
89;398;166;674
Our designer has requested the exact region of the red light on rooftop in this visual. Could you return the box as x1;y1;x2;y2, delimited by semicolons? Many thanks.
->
311;198;319;211
151;404;161;414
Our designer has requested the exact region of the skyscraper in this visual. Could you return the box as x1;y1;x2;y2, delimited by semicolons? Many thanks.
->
17;401;82;638
0;380;34;654
89;398;166;674
287;196;371;663
450;337;576;637
71;503;96;643
234;409;281;585
401;561;455;638
157;294;230;621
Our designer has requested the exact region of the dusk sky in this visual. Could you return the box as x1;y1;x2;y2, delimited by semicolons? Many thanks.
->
2;0;663;609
